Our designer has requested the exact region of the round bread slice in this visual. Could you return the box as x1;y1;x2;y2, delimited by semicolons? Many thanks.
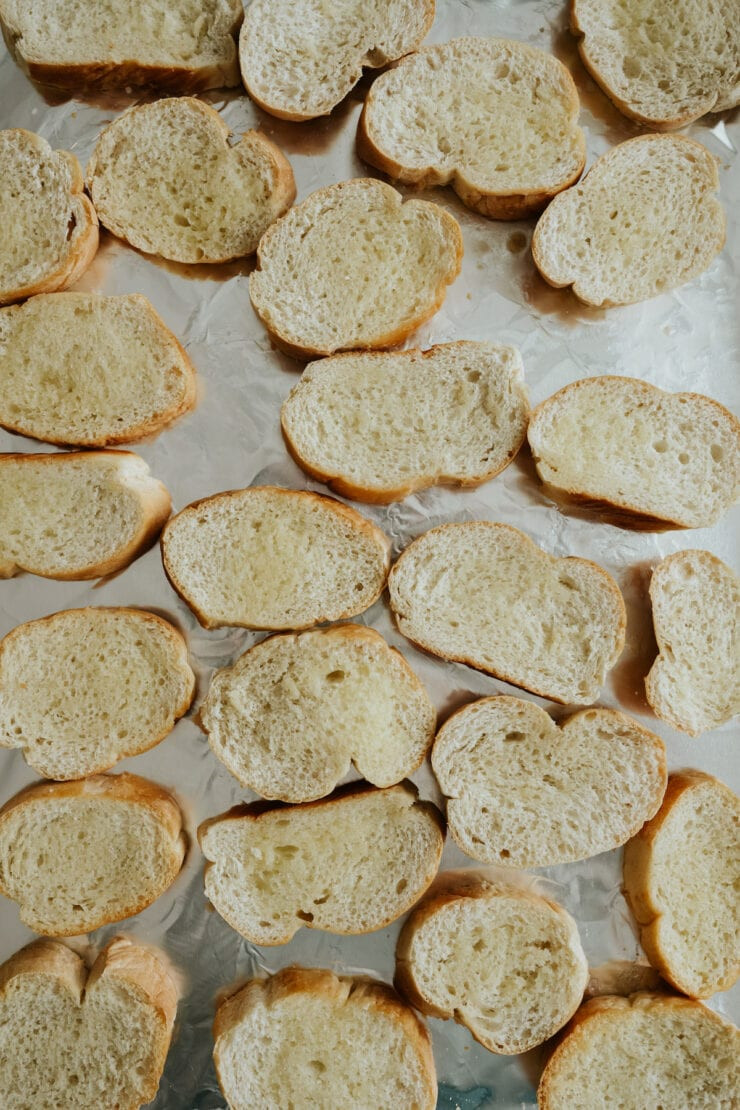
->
200;624;436;802
161;485;390;630
214;967;436;1110
359;37;586;219
432;697;666;867
87;97;295;264
0;773;186;936
623;770;739;999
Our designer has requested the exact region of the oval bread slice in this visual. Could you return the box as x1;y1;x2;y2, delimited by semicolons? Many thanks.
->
0;774;186;936
198;783;444;944
281;342;530;503
388;522;626;704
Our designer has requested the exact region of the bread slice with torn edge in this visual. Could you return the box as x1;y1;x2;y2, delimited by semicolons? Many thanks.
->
0;773;186;936
623;770;739;999
0;936;177;1110
239;0;434;121
388;522;625;704
432;697;666;867
161;485;390;630
645;550;739;736
200;624;436;802
281;342;530;504
359;37;585;219
531;134;725;306
87;97;295;264
198;783;444;945
0;128;98;306
249;178;463;359
0;451;171;580
0;607;195;780
213;967;436;1110
0;293;197;446
527;376;740;530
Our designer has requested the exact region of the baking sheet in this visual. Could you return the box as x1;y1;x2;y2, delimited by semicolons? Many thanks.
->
0;1;738;1106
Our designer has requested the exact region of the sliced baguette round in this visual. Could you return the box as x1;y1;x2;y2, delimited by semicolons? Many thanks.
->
388;522;626;704
201;624;436;802
432;697;666;867
527;376;740;530
623;770;739;999
531;134;725;307
0;773;186;936
0;607;195;780
198;783;444;945
0;128;98;306
0;451;171;581
249;178;463;359
214;967;436;1110
87;97;295;265
161;485;390;630
359;37;586;219
281;342;530;504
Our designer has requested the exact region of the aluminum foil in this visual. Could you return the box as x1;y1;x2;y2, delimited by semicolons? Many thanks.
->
0;2;738;1106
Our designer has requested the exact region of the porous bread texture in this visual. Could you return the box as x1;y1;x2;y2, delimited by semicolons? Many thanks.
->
249;178;463;359
239;0;434;121
161;485;390;630
359;37;586;219
0;292;197;446
623;770;739;999
201;624;436;802
645;550;739;736
87;97;295;264
281;342;530;504
538;991;740;1109
571;0;740;129
528;376;740;529
213;967;436;1110
0;607;195;780
395;877;588;1054
0;451;171;580
0;936;177;1110
0;0;243;92
0;773;186;936
198;783;444;944
388;522;626;704
531;134;725;306
432;697;666;867
0;129;98;306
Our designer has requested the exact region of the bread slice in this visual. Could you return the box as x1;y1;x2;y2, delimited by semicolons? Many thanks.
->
0;129;98;306
359;37;586;219
0;936;177;1110
281;342;530;504
214;967;436;1110
249;178;463;359
161;485;390;630
0;0;242;92
527;376;740;530
388;522;626;704
0;607;195;780
239;0;433;121
200;624;436;802
432;697;666;867
623;770;739;999
0;773;186;936
87;97;295;265
531;134;725;306
571;0;740;130
645;550;740;736
0;292;197;446
0;451;171;580
198;783;444;944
